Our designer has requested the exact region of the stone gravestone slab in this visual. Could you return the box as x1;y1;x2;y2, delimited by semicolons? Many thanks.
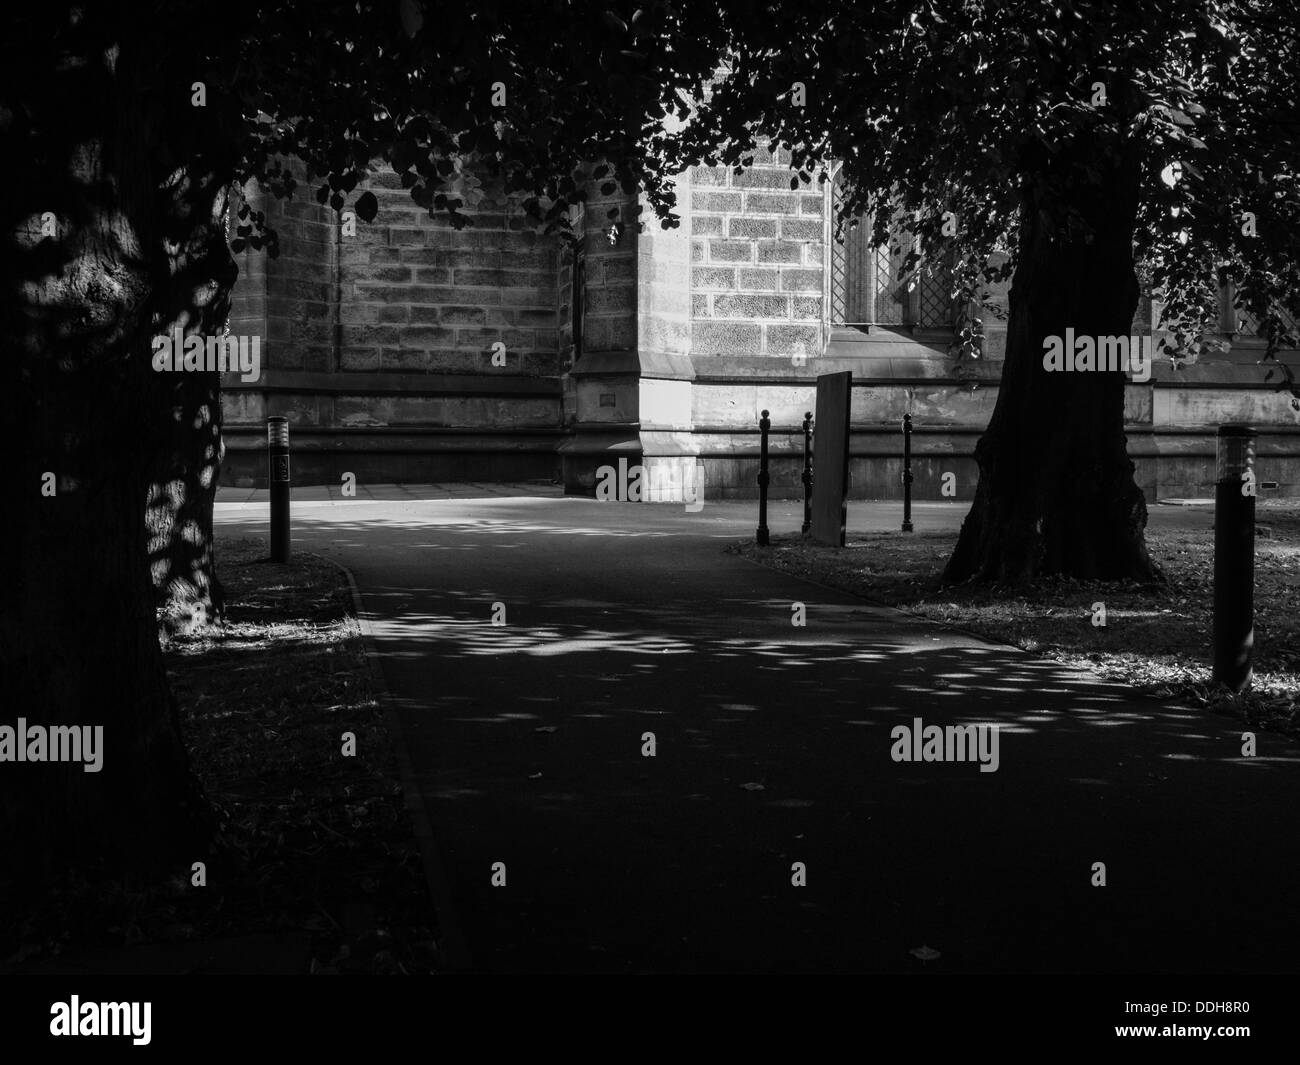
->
811;371;852;546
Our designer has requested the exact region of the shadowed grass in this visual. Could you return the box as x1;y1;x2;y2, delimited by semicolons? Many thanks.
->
1;537;439;974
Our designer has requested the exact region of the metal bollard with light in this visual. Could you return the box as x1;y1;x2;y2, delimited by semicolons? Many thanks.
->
801;412;814;537
268;416;291;563
1213;424;1256;692
756;409;771;546
902;412;915;533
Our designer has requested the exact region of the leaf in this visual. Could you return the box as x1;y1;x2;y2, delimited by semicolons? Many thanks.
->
909;945;941;961
354;191;379;223
398;0;423;36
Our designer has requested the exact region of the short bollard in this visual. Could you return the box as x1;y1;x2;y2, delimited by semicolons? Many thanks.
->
801;411;814;537
268;416;291;562
1213;424;1256;692
902;412;914;533
756;409;771;546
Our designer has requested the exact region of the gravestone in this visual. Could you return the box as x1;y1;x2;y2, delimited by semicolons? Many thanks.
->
811;371;852;547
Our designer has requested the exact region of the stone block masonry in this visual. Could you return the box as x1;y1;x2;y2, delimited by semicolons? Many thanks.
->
231;164;561;379
221;164;567;486
689;144;825;359
343;174;561;377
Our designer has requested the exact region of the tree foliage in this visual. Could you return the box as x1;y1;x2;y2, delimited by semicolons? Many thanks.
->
669;0;1300;390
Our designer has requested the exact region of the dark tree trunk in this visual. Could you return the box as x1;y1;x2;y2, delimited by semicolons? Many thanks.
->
147;175;237;637
0;17;217;876
943;148;1164;586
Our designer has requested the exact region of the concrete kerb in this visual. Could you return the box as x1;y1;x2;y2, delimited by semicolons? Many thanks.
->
307;551;470;973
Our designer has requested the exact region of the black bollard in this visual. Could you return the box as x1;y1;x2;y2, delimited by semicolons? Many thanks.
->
902;413;914;533
268;416;291;562
756;409;771;546
1213;424;1256;692
801;411;814;536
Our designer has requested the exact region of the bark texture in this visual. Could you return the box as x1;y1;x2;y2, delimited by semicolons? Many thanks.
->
944;146;1164;586
0;14;221;875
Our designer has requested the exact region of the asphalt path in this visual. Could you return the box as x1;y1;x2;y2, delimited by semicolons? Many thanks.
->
215;493;1300;974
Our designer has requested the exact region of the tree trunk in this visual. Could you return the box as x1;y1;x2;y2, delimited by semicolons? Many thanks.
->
147;174;237;637
943;150;1164;586
0;21;215;876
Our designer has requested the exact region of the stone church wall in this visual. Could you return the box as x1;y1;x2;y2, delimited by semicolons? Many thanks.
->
220;153;1300;500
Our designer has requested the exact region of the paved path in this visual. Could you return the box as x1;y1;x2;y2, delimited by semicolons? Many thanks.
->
217;486;1227;533
216;490;1300;973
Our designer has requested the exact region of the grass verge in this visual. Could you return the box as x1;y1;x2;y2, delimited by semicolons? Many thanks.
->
733;502;1300;737
3;536;439;974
